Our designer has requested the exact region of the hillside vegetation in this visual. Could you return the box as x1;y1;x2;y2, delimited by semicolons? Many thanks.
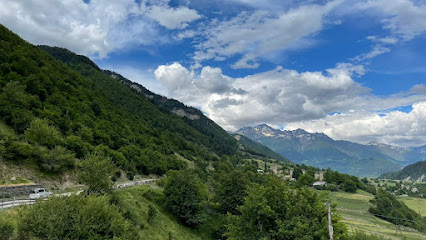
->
0;23;245;180
381;161;426;181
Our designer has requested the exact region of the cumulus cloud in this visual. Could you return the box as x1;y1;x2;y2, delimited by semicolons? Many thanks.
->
286;102;426;147
192;0;343;68
154;62;426;146
0;0;200;58
154;62;195;95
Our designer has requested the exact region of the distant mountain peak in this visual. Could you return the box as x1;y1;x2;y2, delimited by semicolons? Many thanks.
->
235;124;425;177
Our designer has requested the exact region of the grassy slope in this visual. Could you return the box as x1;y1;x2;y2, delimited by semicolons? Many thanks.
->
114;185;209;240
0;185;210;240
329;191;426;240
397;197;426;217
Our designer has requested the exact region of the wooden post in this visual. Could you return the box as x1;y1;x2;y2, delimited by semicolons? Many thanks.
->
327;200;334;240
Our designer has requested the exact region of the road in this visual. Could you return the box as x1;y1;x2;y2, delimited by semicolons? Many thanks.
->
0;178;156;210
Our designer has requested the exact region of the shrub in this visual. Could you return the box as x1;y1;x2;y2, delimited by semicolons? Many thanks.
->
0;218;14;240
18;195;138;239
77;152;115;195
148;204;157;223
343;179;357;193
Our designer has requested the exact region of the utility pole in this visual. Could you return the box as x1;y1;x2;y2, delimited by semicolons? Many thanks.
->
327;200;334;240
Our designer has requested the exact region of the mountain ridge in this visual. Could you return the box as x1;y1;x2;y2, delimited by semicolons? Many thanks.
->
380;161;426;181
236;124;426;177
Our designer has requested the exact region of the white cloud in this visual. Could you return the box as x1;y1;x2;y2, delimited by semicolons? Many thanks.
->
0;0;200;58
146;4;201;29
286;101;426;147
193;0;343;68
357;0;426;42
154;62;195;95
352;45;391;62
154;62;426;146
366;35;399;45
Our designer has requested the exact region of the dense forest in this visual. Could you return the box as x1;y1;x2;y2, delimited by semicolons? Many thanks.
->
0;23;244;179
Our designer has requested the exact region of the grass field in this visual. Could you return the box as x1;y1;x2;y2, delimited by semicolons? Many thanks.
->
398;196;426;217
329;190;426;240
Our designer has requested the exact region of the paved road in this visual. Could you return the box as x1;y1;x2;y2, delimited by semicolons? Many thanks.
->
0;179;156;210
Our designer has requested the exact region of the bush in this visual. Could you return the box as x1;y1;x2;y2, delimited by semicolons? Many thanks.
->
343;179;357;193
77;152;115;194
148;204;157;223
18;195;138;239
0;218;14;240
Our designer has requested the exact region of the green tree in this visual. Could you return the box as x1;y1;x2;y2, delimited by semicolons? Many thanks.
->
164;170;206;226
225;176;347;240
213;168;249;214
292;168;303;179
295;172;315;187
343;179;357;193
38;146;75;173
25;118;62;148
77;152;115;194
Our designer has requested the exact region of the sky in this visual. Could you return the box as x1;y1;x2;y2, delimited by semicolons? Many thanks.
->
0;0;426;147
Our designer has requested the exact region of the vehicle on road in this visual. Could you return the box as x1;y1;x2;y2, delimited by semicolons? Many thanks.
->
29;188;52;200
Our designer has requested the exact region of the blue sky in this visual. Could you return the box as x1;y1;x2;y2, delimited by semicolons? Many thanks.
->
1;0;425;147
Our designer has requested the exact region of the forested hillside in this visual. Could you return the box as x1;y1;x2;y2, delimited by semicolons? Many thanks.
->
232;133;290;162
39;45;238;157
380;161;426;181
0;24;240;178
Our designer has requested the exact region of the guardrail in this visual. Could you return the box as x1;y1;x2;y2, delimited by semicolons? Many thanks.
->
0;179;156;210
0;197;36;210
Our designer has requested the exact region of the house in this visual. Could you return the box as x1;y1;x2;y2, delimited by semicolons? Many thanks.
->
313;181;326;187
257;169;264;174
411;187;419;193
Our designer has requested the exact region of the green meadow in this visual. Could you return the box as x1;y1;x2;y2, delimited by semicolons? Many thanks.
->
329;190;426;240
398;196;426;217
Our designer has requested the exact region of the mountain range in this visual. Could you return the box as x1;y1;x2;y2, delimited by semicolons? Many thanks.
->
236;124;426;177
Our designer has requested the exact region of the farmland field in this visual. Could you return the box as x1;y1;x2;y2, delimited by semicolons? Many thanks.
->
329;190;426;240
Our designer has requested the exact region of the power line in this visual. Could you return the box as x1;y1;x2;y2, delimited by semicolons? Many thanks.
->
370;213;416;223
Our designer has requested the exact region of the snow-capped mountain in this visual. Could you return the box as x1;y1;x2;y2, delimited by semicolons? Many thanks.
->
236;124;426;177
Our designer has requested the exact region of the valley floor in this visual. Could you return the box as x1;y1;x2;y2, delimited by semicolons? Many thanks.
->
329;190;426;240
